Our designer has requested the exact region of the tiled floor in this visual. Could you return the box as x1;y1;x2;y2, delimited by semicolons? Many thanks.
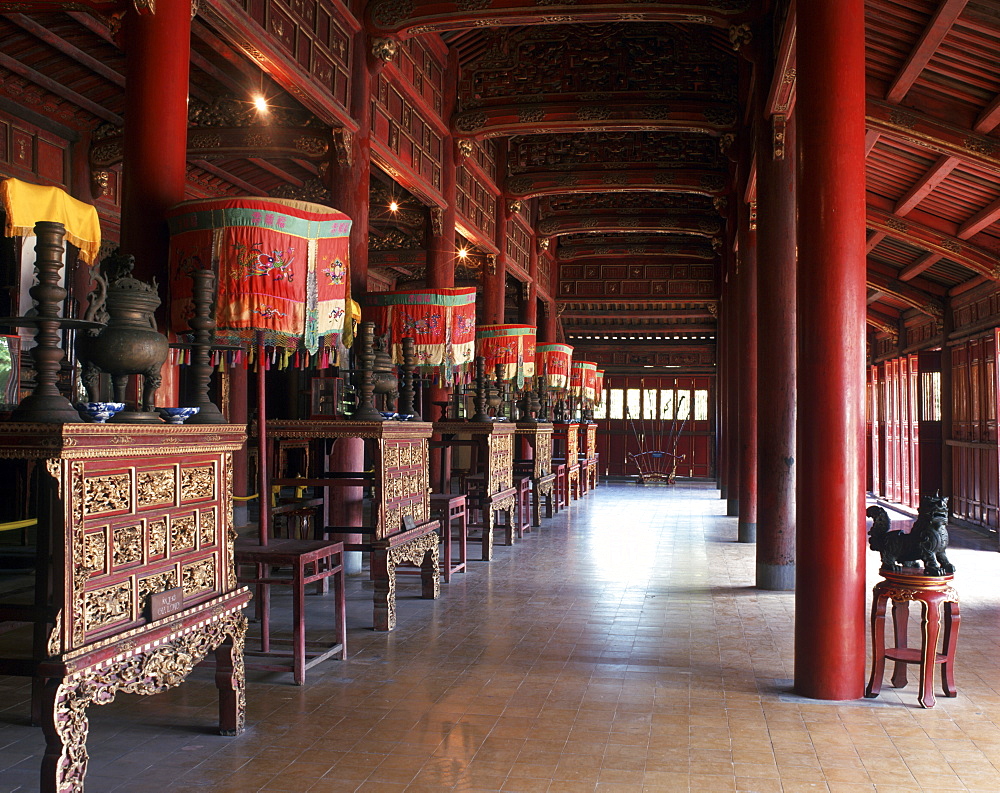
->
4;483;1000;792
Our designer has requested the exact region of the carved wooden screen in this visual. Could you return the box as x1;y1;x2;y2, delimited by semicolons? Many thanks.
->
868;365;880;496
950;332;999;529
377;435;431;539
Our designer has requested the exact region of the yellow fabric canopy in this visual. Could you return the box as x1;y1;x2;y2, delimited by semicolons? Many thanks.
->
0;177;101;264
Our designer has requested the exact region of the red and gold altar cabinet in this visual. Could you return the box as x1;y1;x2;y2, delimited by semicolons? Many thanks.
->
579;421;599;491
433;420;517;560
552;422;581;501
514;421;555;526
265;419;440;632
0;423;250;793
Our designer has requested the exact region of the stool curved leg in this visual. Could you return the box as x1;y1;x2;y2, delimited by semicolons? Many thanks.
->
890;600;910;689
918;597;942;708
941;600;960;698
866;591;889;699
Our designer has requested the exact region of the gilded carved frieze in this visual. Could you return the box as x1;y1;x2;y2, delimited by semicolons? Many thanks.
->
112;523;144;568
182;557;216;596
84;473;131;516
83;530;107;578
181;466;215;501
171;515;198;553
137;469;175;507
85;580;133;632
489;433;514;493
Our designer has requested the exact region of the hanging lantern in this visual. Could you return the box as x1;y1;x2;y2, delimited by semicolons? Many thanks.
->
167;197;352;359
571;360;598;402
366;287;477;384
475;324;536;389
595;369;605;405
536;343;573;393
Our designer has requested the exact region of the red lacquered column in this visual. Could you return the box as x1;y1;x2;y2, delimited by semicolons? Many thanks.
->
756;113;797;590
725;256;741;517
521;239;538;327
795;0;867;700
738;203;758;542
120;0;191;281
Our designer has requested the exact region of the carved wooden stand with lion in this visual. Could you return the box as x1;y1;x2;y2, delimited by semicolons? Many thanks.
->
865;496;959;708
0;224;250;793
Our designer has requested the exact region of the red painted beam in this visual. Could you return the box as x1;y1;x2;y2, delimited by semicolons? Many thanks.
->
7;13;124;86
190;159;260;196
506;169;726;199
0;51;121;124
864;129;881;155
949;274;989;297
865;232;886;252
885;0;969;103
898;251;943;281
957;195;1000;240
974;93;1000;133
893;156;959;216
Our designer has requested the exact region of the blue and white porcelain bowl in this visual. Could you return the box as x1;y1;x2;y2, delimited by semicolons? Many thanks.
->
77;402;125;423
157;407;200;424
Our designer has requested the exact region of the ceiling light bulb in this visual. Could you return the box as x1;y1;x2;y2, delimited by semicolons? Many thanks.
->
457;248;468;258
389;201;399;212
253;95;268;112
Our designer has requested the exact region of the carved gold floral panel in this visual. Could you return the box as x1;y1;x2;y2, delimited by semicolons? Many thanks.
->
199;509;216;547
84;473;131;516
180;466;215;502
171;514;197;553
112;523;144;567
182;557;216;596
83;529;107;576
148;517;168;558
138;569;178;608
137;469;176;508
85;580;133;632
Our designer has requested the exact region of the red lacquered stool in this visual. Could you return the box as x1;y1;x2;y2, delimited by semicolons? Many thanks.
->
865;568;960;708
430;493;468;582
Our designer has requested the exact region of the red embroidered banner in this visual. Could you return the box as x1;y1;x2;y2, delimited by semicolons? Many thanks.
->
475;324;536;388
536;343;573;393
167;197;351;355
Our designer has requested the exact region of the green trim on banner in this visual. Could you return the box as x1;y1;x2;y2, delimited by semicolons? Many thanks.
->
367;288;476;308
168;207;351;239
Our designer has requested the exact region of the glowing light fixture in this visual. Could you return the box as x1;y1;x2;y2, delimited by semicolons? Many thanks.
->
457;247;468;259
389;201;399;212
253;94;268;112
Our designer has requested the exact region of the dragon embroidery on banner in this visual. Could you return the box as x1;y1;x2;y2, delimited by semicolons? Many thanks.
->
233;241;295;282
401;314;441;334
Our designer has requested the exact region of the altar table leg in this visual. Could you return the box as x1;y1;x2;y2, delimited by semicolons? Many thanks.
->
371;549;395;632
214;619;247;736
40;678;88;793
482;509;494;561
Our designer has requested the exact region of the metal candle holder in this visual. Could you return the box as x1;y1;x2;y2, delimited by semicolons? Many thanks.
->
397;336;420;419
184;268;227;423
351;321;384;421
470;356;491;422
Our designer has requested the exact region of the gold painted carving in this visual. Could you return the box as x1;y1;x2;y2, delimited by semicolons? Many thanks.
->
84;473;131;516
371;37;398;63
728;24;752;52
200;509;216;547
772;114;786;160
137;469;175;507
48;609;63;657
138;570;179;609
149;517;168;557
47;610;247;790
182;557;216;595
112;523;144;567
181;466;215;501
85;580;133;632
171;514;197;552
83;530;107;577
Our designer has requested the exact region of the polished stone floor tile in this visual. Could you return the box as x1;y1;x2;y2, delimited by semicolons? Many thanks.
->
4;483;1000;791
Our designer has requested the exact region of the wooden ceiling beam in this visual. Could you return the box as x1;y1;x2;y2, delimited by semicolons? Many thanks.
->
867;203;998;279
885;0;969;103
866;290;886;305
866;98;1000;174
949;274;989;297
367;0;745;38
561;310;716;321
974;93;1000;133
8;13;124;86
867;270;944;317
898;251;943;281
957;195;1000;240
64;11;116;45
865;129;881;155
247;158;305;187
189;159;260;194
893;155;959;216
866;231;886;252
0;51;121;124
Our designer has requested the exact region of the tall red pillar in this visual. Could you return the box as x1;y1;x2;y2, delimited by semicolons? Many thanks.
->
756;111;797;590
738;203;758;542
725;256;741;517
120;0;191;282
795;0;867;700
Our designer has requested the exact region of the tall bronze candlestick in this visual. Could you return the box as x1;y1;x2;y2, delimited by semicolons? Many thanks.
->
397;336;420;419
351;321;384;421
185;268;227;423
470;356;490;422
12;221;84;423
